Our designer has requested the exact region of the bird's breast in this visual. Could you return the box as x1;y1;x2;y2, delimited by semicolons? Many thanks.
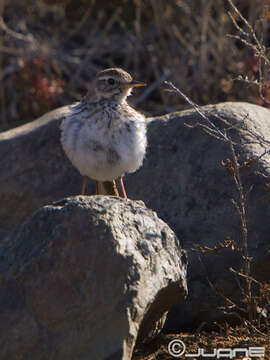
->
60;103;147;181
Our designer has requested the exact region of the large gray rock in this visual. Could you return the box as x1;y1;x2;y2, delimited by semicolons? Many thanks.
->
0;196;187;360
1;101;270;329
136;103;270;330
0;106;82;231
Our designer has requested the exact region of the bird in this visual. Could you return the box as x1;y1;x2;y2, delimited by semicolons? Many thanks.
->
60;67;147;198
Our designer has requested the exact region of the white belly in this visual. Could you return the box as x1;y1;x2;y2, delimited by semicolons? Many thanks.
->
61;102;147;181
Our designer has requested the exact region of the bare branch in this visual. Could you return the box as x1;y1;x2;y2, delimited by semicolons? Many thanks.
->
164;81;229;142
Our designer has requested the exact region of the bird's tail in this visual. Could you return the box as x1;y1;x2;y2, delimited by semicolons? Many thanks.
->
96;180;119;196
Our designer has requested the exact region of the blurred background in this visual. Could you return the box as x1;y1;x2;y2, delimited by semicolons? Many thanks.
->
0;0;269;131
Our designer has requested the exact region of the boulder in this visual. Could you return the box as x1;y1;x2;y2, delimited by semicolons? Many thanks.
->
0;106;83;232
0;196;187;360
1;101;270;329
128;102;270;330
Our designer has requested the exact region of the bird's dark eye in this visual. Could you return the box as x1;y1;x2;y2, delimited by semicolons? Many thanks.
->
108;78;115;85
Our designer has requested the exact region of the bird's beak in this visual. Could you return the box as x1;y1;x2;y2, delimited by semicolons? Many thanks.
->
127;80;146;88
129;80;146;87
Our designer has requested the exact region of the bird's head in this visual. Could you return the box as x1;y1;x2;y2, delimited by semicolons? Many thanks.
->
94;68;145;103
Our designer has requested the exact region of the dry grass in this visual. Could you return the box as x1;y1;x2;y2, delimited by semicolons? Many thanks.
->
133;329;270;359
0;0;269;130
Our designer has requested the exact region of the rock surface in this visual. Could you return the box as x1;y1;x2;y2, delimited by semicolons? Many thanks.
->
129;102;270;330
1;101;270;329
0;106;82;231
0;196;187;360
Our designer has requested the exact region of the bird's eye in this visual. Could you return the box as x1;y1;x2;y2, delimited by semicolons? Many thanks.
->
108;78;115;85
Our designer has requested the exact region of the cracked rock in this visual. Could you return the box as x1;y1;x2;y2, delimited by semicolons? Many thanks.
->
0;196;187;360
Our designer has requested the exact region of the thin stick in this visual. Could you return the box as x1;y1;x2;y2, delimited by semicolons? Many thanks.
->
164;81;229;142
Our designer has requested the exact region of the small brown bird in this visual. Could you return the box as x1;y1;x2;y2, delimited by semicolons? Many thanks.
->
60;68;147;197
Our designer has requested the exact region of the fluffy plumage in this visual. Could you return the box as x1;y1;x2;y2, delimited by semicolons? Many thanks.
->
60;68;147;194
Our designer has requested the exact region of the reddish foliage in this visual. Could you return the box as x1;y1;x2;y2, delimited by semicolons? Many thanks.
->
11;57;65;119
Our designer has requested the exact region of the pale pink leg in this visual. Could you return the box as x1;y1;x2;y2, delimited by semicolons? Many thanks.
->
118;176;127;198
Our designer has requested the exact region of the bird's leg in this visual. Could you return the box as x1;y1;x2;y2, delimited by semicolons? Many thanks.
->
96;180;119;196
118;176;127;198
81;175;88;195
112;180;119;196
